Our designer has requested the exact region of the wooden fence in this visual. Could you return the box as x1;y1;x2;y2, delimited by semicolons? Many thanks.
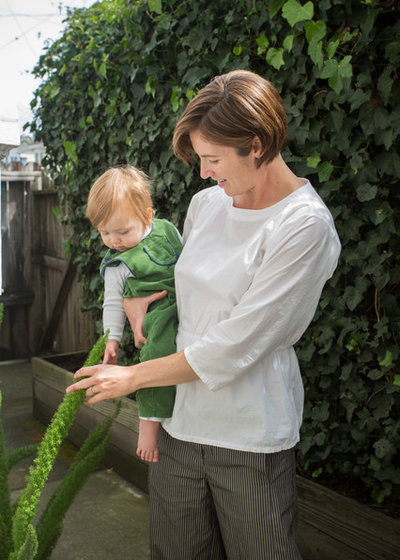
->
0;168;94;360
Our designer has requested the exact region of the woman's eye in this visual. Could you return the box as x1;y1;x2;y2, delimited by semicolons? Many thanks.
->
209;160;219;164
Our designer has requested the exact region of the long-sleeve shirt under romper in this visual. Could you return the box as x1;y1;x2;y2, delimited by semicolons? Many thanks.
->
163;181;341;453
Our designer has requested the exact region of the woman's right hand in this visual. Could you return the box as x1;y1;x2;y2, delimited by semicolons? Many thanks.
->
124;290;168;348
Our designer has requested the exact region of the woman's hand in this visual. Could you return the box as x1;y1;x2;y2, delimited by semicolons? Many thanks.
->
124;290;168;348
66;363;136;404
66;351;199;405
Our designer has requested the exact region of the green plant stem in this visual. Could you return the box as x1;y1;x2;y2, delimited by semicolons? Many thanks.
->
35;401;120;560
11;335;107;556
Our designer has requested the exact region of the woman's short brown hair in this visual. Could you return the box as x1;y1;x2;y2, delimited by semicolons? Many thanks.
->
173;69;287;168
86;165;152;228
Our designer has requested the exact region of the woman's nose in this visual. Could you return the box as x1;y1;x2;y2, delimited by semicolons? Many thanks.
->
200;159;211;179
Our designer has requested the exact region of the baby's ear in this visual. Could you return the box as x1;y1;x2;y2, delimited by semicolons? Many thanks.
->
146;207;153;224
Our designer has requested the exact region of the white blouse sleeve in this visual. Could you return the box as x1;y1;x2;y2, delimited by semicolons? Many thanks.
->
103;266;132;341
184;215;341;391
182;194;198;243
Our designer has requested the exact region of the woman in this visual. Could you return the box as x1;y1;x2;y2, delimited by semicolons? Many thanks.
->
67;69;341;559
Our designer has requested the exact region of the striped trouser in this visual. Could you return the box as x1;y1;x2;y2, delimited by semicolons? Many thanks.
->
149;428;302;560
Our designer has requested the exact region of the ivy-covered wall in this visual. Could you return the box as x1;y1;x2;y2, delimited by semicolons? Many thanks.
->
29;0;399;507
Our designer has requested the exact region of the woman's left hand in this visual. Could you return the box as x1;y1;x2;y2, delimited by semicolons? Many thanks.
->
66;363;136;404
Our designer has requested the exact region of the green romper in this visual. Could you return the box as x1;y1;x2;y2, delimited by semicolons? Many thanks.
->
100;219;182;419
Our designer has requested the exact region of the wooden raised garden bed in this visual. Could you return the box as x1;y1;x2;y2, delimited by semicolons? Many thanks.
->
31;353;399;560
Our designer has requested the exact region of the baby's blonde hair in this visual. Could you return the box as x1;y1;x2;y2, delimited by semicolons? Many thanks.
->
87;165;153;228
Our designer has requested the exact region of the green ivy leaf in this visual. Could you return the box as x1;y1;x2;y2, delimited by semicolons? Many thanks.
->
375;151;400;177
304;20;326;43
318;161;334;182
304;21;326;67
308;39;323;67
344;286;363;311
347;89;371;112
48;86;60;99
63;141;77;164
256;33;269;55
283;34;294;51
170;86;182;112
307;153;321;168
374;438;395;460
356;183;377;202
338;55;353;79
328;72;343;94
268;0;285;17
51;207;61;219
266;47;284;70
312;467;323;478
378;350;392;368
282;0;314;27
320;58;338;79
148;0;162;14
394;375;400;387
120;101;131;115
377;72;393;106
99;61;107;79
367;369;384;381
326;38;340;59
145;76;156;97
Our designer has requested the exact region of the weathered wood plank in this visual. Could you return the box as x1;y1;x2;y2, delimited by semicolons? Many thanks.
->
296;476;400;560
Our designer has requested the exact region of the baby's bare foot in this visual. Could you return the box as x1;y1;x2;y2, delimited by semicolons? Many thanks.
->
136;419;160;463
137;447;159;463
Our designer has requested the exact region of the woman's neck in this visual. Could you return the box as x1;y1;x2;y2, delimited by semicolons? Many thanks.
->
232;155;305;210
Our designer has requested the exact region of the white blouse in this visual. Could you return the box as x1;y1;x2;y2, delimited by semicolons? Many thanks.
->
162;181;341;453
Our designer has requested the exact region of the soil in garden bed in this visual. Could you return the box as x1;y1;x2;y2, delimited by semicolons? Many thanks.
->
45;352;88;372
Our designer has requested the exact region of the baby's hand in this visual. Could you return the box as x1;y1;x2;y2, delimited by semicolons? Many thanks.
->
103;339;120;365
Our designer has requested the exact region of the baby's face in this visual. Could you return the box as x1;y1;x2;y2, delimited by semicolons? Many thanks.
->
98;208;149;252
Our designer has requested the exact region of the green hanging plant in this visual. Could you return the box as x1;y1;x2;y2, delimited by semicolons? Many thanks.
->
0;333;120;560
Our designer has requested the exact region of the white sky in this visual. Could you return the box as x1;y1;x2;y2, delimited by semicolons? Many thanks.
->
0;0;93;133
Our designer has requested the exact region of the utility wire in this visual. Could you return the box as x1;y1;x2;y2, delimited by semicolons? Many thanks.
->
0;16;62;50
6;0;38;58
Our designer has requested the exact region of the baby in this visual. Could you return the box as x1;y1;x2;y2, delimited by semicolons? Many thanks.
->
86;165;181;462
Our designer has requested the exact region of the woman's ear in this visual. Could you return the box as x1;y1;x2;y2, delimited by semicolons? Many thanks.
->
146;207;153;225
252;136;263;158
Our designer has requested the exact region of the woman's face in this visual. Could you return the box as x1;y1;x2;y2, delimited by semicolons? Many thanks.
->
189;129;262;203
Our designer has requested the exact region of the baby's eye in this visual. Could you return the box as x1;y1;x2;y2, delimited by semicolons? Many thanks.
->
118;230;129;235
209;159;219;164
